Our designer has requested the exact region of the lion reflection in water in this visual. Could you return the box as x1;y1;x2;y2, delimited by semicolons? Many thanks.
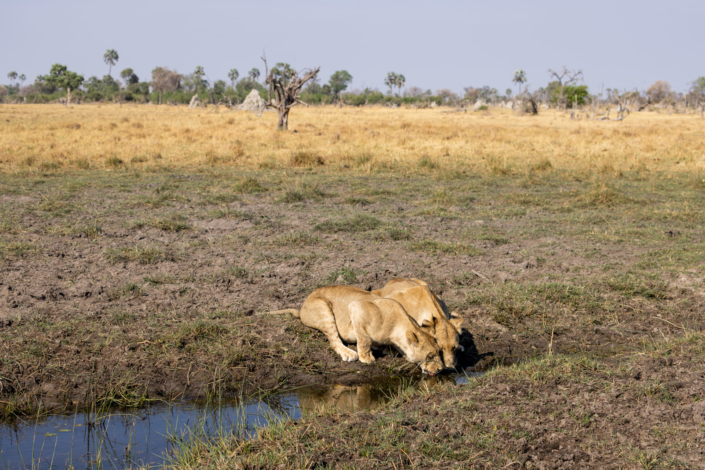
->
298;376;448;414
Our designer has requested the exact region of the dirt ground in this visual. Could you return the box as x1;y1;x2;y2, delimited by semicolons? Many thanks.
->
1;165;704;467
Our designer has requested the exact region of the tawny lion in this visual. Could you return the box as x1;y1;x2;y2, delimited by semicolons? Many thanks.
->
270;286;444;375
372;278;464;369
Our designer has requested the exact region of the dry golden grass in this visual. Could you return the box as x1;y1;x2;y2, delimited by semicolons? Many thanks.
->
1;104;704;176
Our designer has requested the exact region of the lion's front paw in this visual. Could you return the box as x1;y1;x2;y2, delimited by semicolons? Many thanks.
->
359;354;376;364
338;347;359;362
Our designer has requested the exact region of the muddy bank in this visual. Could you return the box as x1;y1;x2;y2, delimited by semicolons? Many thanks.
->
205;333;705;469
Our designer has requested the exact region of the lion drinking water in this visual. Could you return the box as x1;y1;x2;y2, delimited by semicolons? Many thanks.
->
270;285;444;375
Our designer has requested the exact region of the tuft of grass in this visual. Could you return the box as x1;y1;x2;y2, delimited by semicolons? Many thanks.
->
486;155;511;176
71;223;103;239
531;158;553;172
275;231;320;246
227;266;248;278
372;226;413;241
574;183;632;207
418;155;439;170
38;199;73;215
411;240;482;256
604;273;669;299
201;192;240;205
107;282;144;301
327;268;363;284
104;246;175;264
0;242;37;259
430;189;455;205
73;157;91;169
315;214;382;233
290;150;325;167
151;214;191;232
344;196;372;205
279;183;326;203
234;177;267;194
106;156;124;168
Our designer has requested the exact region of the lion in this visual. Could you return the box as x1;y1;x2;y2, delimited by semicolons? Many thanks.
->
372;278;463;369
270;286;444;375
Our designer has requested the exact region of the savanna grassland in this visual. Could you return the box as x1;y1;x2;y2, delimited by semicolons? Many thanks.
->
1;104;705;468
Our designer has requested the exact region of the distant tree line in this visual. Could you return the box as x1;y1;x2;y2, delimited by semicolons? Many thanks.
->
1;50;704;115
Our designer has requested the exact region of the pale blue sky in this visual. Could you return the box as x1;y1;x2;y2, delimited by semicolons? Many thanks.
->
3;0;703;95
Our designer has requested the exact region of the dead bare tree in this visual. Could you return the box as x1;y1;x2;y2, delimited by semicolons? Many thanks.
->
521;86;540;115
261;55;320;130
548;66;583;109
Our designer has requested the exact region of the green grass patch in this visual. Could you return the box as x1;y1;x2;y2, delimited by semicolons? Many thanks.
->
327;268;363;284
151;214;191;232
604;273;670;299
275;231;320;246
234;177;267;194
315;214;382;233
0;242;37;259
279;183;326;203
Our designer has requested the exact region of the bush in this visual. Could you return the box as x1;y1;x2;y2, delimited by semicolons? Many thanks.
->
552;85;589;108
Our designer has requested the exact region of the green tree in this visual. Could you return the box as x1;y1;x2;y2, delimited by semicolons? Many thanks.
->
120;68;139;86
552;84;589;108
213;80;226;96
193;66;206;94
328;70;352;96
19;74;26;89
7;71;17;88
45;64;84;106
691;77;705;117
228;69;239;88
150;67;181;104
248;68;260;83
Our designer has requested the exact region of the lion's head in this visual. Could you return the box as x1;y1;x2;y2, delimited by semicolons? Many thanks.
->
404;329;444;376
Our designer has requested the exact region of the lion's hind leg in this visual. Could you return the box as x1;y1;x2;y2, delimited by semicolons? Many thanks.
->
299;298;359;362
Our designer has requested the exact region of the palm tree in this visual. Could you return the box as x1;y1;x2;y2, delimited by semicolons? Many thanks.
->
248;68;260;83
384;72;397;95
103;50;119;77
395;73;406;96
512;69;527;96
7;71;17;88
103;50;119;101
228;69;239;88
19;74;26;88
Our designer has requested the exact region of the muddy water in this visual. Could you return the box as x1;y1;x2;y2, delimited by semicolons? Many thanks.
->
0;373;481;469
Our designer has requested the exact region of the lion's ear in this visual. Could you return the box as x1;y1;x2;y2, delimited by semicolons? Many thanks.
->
406;331;420;346
420;318;436;334
449;312;463;330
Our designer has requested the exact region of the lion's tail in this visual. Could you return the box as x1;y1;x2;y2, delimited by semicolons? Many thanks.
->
265;308;300;318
